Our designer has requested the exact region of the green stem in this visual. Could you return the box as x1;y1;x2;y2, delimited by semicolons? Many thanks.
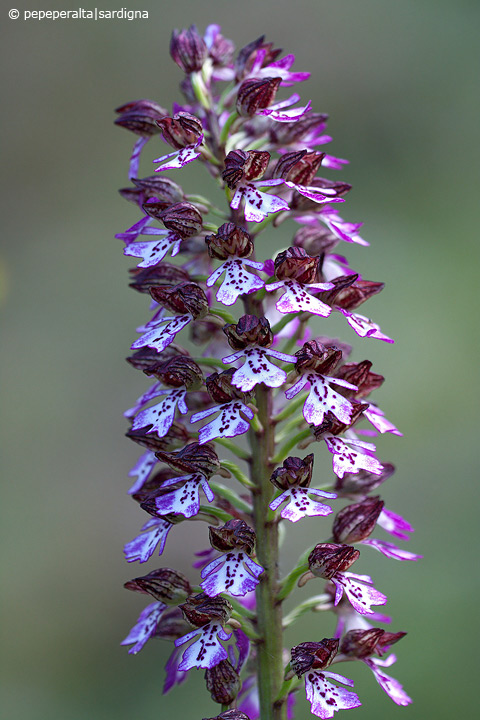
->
277;546;314;602
214;437;250;461
209;482;253;514
220;460;255;489
272;428;312;464
231;612;260;640
198;505;233;524
193;356;225;369
227;595;256;621
219;110;240;146
248;385;287;720
282;594;331;628
209;307;236;324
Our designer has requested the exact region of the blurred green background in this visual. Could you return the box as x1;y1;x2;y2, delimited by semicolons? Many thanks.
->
1;1;479;718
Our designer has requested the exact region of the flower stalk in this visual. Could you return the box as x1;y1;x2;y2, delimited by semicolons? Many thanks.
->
116;24;419;720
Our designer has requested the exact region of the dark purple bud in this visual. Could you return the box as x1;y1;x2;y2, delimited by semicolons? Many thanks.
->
270;454;314;490
321;274;359;308
126;422;190;452
155;442;220;478
236;77;282;117
203;711;250;720
376;630;407;656
308;543;360;579
332;496;384;544
131;468;173;505
144;355;203;389
124;568;191;604
273;150;325;186
235;35;281;80
133;175;184;204
335;360;384;399
275;246;320;284
180;593;232;627
126;345;184;372
159;201;203;238
313;401;369;438
222;149;270;189
223;315;273;350
291;638;339;677
129;263;190;293
190;318;224;345
206;369;251;404
205;660;241;704
208;30;235;66
170;26;208;73
156;112;203;150
150;282;209;319
293;224;339;256
114;99;168;136
334;280;385;311
205;223;254;260
270;112;329;145
209;519;256;555
334;463;396;497
153;607;190;641
294;341;343;375
340;628;385;659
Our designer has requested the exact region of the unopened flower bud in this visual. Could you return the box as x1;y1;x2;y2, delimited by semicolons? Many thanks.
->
126;345;185;372
334;280;385;311
291;638;339;677
209;519;256;554
205;660;241;704
275;247;320;284
155;442;220;478
274;150;325;186
124;568;191;604
159;201;203;238
313;400;369;438
144;355;203;389
340;628;385;659
223;315;273;350
150;282;209;319
321;274;359;308
133;175;184;204
114;99;167;136
190;318;224;345
294;341;342;375
131;467;173;505
129;263;190;293
235;36;281;80
290;178;351;210
206;369;251;403
156;112;203;150
308;543;360;579
293;224;339;256
236;77;282;117
270;454;314;490
270;112;329;145
334;463;395;497
205;223;254;260
222;149;270;189
126;422;190;453
180;593;232;627
203;711;250;720
153;607;190;641
170;26;207;73
332;496;384;543
335;360;384;398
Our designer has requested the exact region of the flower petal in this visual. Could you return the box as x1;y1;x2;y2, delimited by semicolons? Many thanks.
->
305;669;361;718
124;517;173;563
121;601;166;654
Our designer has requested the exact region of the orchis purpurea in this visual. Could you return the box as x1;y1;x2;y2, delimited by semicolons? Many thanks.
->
116;24;420;720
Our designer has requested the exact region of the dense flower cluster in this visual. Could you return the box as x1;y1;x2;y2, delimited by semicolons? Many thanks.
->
116;25;419;720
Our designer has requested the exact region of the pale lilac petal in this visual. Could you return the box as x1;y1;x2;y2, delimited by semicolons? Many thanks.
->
200;550;264;597
377;509;414;541
124;234;181;268
259;99;312;122
127;450;158;494
333;572;388;615
124;517;173;563
285;375;309;399
121;601;166;654
269;487;335;522
175;622;232;670
322;155;349;170
363;405;402;435
339;309;394;343
325;436;384;479
207;258;265;306
129;136;149;180
362;538;422;561
131;389;188;437
305;669;361;718
228;347;288;391
318;208;368;246
267;280;332;317
131;315;191;352
124;382;166;419
285;180;344;204
231;183;289;223
154;137;203;172
154;473;213;518
233;628;250;672
364;658;412;706
302;374;354;426
115;216;155;243
163;647;189;694
191;400;254;443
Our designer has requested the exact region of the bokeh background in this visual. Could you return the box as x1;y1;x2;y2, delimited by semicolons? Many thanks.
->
1;1;479;718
